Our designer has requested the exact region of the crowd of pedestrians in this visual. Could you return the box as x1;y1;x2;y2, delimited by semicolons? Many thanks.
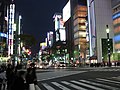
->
0;63;38;90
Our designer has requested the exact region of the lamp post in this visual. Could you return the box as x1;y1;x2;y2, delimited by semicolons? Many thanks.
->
106;25;111;67
78;44;81;66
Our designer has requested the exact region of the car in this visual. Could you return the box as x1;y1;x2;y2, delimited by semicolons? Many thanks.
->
59;62;66;67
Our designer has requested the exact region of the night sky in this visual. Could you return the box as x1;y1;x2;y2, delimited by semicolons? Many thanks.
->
14;0;68;55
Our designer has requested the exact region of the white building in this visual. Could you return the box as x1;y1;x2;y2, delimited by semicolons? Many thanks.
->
87;0;114;63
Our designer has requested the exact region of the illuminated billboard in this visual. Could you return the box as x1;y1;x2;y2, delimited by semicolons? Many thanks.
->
53;13;66;42
63;0;71;22
53;14;62;31
60;28;66;41
59;19;66;41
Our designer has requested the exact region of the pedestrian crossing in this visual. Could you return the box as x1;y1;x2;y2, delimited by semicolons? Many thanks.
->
91;68;120;71
38;76;120;90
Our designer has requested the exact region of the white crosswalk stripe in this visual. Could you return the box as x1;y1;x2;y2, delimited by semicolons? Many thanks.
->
38;77;120;90
51;82;71;90
42;83;55;90
71;80;105;90
61;81;88;90
79;80;119;90
112;76;120;81
97;78;120;84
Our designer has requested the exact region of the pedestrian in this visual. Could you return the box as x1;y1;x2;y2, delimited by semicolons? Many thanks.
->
0;66;7;90
6;64;12;90
6;65;17;90
25;67;37;90
11;70;26;90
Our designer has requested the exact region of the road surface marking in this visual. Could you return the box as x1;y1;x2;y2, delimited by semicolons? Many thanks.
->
71;80;105;90
51;82;70;90
61;81;87;90
97;78;120;84
111;76;120;80
80;80;119;90
42;83;55;90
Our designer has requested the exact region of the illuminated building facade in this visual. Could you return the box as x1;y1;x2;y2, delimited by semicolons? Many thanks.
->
0;0;10;56
64;18;74;61
13;13;22;60
63;0;88;62
47;31;53;47
63;0;73;61
73;1;87;60
87;0;114;63
8;1;15;56
112;0;120;52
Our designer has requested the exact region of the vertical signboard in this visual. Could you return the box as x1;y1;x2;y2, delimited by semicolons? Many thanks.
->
87;0;96;56
8;4;15;56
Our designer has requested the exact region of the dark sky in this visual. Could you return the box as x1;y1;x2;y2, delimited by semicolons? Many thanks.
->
14;0;68;55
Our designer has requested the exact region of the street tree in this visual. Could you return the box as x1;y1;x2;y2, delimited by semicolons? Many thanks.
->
18;34;37;48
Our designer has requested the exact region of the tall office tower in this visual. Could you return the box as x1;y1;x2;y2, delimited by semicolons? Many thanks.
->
63;0;88;62
112;0;120;52
87;0;114;63
72;0;87;60
7;1;15;56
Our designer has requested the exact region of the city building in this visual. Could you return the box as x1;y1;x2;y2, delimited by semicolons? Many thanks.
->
39;42;47;60
7;1;16;56
64;18;74;62
52;13;67;63
63;0;88;64
112;0;120;52
87;0;114;63
72;0;87;63
0;0;10;57
63;0;74;62
13;13;22;61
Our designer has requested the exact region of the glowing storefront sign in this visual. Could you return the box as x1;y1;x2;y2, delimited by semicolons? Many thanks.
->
40;42;47;50
114;35;120;42
113;12;120;20
0;33;8;38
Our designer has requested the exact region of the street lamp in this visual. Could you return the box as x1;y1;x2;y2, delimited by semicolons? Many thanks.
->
78;44;81;66
106;25;111;67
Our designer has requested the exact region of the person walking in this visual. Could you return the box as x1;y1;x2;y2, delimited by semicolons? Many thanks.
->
0;66;7;90
25;67;37;90
6;65;17;90
11;70;26;90
6;64;12;90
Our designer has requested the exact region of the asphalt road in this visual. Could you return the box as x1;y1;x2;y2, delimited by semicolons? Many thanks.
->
36;67;120;90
